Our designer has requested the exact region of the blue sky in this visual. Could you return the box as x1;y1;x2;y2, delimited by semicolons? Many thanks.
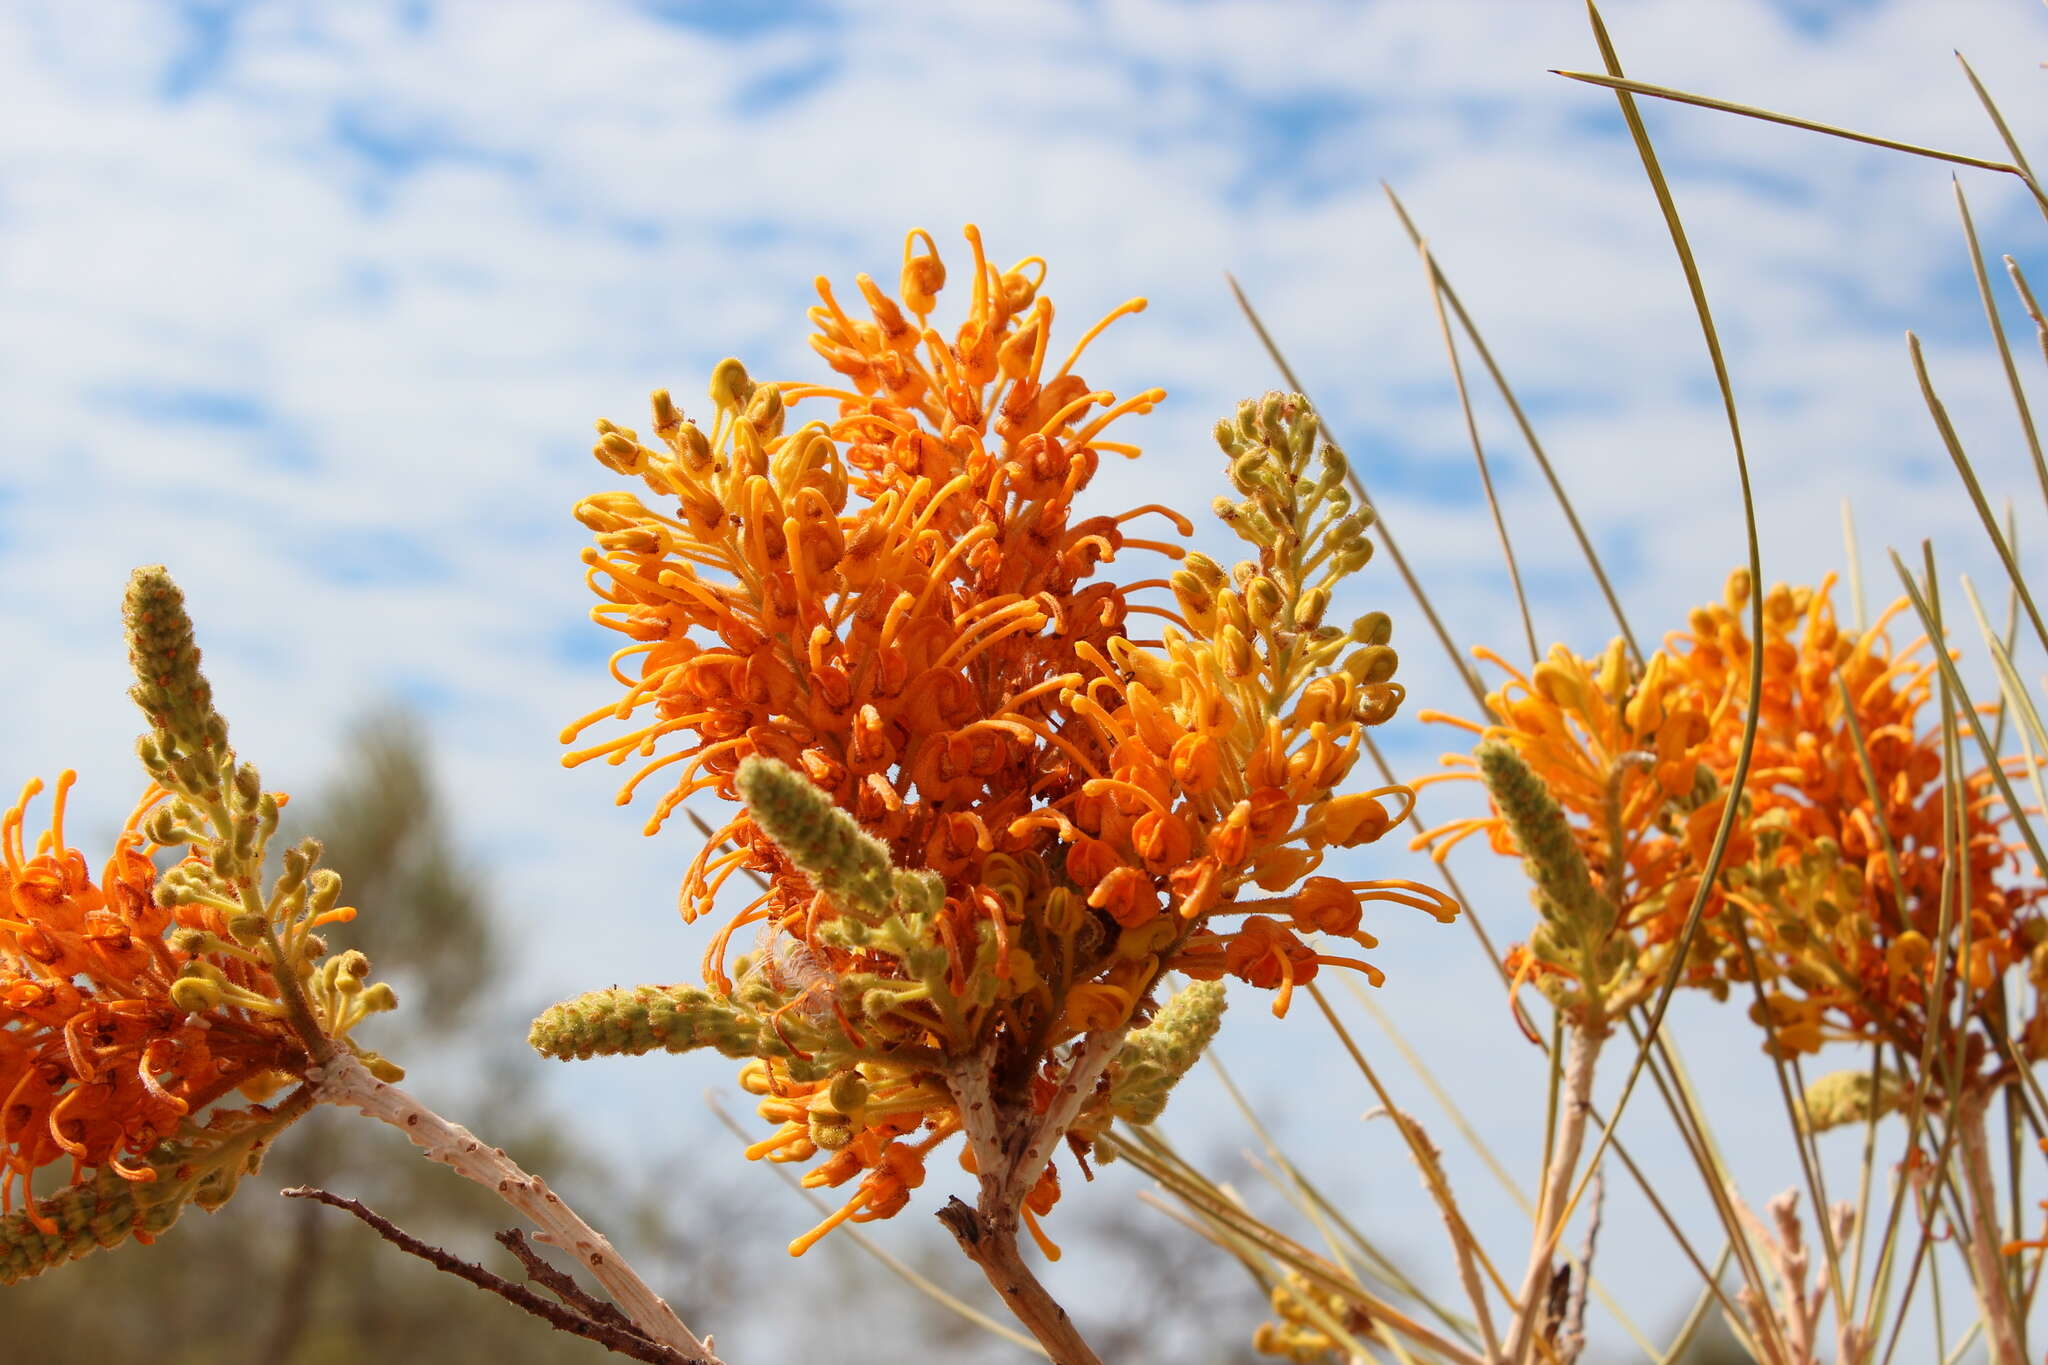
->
4;0;2047;1358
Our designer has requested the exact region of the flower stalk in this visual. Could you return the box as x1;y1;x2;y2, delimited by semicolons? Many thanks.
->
1953;1089;2026;1365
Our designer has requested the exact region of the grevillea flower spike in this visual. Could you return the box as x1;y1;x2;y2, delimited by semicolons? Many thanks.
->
1419;570;2043;1074
537;226;1455;1363
0;568;396;1280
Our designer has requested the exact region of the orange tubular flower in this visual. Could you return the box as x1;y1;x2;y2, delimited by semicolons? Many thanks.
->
551;228;1457;1253
1419;569;2043;1072
0;776;299;1232
563;224;1173;989
1674;574;2040;1070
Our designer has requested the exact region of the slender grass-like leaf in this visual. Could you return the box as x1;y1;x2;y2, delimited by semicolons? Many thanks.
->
1382;181;1643;663
1905;331;2048;658
1955;50;2048;228
2004;256;2048;371
1952;179;2048;516
1654;1244;1733;1365
1413;235;1540;663
1342;977;1669;1358
1545;20;1773;1332
1893;549;2048;883
1550;68;2048;215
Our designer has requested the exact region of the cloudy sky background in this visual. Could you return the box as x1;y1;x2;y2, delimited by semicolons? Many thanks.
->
5;0;2048;1358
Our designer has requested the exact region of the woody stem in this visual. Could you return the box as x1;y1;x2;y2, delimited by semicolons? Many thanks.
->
938;1194;1102;1365
1954;1089;2026;1365
1504;1022;1604;1365
939;1034;1121;1365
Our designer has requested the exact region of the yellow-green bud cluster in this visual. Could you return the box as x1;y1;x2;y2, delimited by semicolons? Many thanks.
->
122;567;399;1065
124;566;228;802
737;756;900;921
0;1167;184;1287
1106;980;1228;1126
534;764;984;1090
1177;394;1401;721
125;569;284;882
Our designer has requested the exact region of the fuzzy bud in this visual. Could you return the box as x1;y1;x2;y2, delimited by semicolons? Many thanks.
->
1107;981;1228;1126
737;756;899;922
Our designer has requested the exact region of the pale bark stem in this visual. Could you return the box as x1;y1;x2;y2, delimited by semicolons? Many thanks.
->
1504;1025;1604;1365
1955;1090;2026;1365
935;1028;1126;1365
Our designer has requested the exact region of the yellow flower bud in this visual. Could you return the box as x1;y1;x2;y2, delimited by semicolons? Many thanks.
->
709;356;753;411
1245;577;1284;630
1344;644;1398;685
169;976;224;1013
650;387;681;436
1220;626;1257;679
1182;552;1226;589
1532;657;1585;711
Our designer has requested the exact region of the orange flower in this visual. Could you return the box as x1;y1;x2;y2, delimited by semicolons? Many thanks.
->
1420;570;2042;1070
0;776;299;1232
554;230;1458;1252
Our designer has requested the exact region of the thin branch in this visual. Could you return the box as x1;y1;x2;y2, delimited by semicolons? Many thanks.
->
281;1187;699;1365
497;1228;642;1334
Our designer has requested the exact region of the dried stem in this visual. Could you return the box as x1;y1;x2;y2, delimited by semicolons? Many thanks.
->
1505;1024;1604;1365
497;1228;646;1333
310;1052;718;1363
1558;1169;1603;1365
1954;1091;2026;1365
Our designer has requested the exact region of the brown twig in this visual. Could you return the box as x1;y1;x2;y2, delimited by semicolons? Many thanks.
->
311;1052;716;1360
1559;1168;1604;1364
281;1187;701;1365
496;1227;640;1333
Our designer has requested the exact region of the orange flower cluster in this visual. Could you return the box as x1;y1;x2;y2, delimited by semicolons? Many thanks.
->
1420;571;2044;1067
0;776;297;1232
1676;575;2040;1064
557;227;1451;1250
